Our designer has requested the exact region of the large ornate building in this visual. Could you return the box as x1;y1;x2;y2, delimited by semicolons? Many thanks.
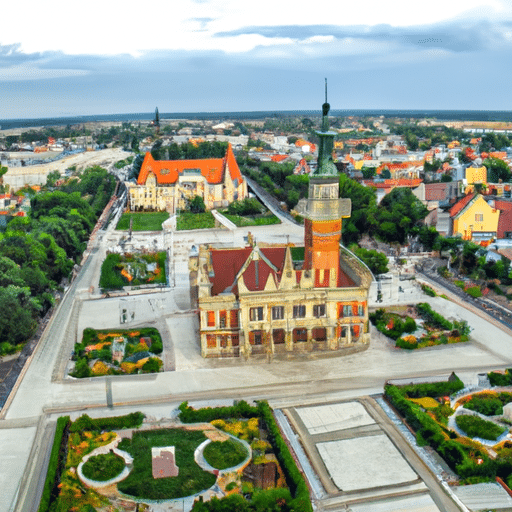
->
193;97;373;358
128;143;247;212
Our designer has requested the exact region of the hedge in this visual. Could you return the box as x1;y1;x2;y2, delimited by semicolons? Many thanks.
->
38;416;71;512
257;401;313;512
69;412;144;433
178;400;259;423
488;369;512;387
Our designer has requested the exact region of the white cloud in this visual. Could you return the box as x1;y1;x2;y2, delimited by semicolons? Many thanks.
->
1;0;510;56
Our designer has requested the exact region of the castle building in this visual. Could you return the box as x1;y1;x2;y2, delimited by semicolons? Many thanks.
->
128;143;247;212
193;93;373;358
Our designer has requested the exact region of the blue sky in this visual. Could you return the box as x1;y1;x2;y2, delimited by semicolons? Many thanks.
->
1;0;512;119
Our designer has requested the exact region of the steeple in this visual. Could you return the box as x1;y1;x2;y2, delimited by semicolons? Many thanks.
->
314;78;338;177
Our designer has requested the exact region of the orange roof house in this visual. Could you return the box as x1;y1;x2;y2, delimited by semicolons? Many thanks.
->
128;143;247;213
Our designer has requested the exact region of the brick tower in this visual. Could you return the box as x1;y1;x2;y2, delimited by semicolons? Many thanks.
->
298;81;351;286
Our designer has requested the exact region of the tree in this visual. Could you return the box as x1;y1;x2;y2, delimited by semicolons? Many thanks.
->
154;107;160;128
45;170;61;188
350;246;389;275
483;157;511;183
373;188;428;245
189;195;206;213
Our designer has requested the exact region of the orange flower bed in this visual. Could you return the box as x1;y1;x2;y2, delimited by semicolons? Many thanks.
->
120;267;133;282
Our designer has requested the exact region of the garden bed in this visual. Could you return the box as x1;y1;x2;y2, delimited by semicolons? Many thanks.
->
99;251;167;290
39;401;308;512
70;327;163;378
370;302;470;349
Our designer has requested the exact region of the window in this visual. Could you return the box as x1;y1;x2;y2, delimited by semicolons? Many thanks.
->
230;310;239;328
207;311;215;327
231;334;239;346
249;307;264;321
219;335;227;348
313;304;326;317
206;334;216;348
475;213;483;222
273;329;285;344
312;327;326;341
293;328;308;342
342;305;352;317
219;310;227;328
293;305;306;318
249;330;263;345
272;306;284;320
358;305;364;317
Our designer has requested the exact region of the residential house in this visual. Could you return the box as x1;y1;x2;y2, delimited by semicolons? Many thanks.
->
449;193;500;242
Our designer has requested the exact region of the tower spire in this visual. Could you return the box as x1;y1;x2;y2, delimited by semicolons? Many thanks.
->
325;77;328;104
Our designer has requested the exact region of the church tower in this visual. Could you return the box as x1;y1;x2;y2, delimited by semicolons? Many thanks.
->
298;81;351;286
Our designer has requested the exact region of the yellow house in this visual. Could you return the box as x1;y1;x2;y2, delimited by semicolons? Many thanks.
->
450;193;499;242
466;165;487;185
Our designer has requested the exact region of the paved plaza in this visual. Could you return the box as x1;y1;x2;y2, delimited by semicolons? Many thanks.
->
285;399;443;510
317;434;418;491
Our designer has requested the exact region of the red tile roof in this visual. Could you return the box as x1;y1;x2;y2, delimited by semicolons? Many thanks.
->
449;193;475;218
424;182;451;201
363;178;422;189
208;245;355;296
137;143;242;186
271;154;289;163
498;208;512;238
494;200;512;212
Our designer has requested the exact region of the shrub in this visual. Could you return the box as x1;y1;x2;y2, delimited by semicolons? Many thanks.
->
178;400;259;424
416;302;452;330
421;284;436;297
70;412;144;433
456;414;506;441
466;286;482;298
488;370;512;387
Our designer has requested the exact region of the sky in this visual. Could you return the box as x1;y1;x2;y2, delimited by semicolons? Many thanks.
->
1;0;512;119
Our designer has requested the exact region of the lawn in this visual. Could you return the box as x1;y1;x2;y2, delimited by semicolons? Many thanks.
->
203;438;248;470
117;428;216;500
116;212;169;231
177;211;216;230
82;452;125;481
221;213;280;227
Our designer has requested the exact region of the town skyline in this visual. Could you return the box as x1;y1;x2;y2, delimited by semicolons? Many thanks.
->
2;0;512;119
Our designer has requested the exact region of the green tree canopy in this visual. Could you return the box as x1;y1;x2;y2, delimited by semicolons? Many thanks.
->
350;246;389;275
483;157;511;183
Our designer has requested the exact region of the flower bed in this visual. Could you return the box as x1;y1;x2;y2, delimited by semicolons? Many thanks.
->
70;327;163;378
100;251;167;290
370;303;470;350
